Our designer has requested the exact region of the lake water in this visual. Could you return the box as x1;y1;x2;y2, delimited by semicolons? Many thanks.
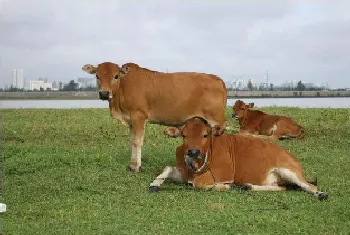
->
0;97;349;109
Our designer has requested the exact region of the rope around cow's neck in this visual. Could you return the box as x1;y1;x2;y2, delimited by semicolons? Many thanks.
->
192;151;209;173
192;130;214;174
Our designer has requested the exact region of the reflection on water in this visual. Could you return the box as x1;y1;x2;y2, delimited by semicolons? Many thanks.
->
1;97;350;109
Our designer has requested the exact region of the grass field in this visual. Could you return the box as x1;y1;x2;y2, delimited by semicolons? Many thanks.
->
1;107;350;235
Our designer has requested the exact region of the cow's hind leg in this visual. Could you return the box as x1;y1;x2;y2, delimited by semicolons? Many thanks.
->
231;171;287;192
236;184;287;191
276;168;328;200
149;166;183;192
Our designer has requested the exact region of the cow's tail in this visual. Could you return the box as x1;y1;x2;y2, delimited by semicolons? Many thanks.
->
297;127;305;139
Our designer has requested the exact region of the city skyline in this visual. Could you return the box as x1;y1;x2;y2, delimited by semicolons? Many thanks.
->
1;1;350;88
1;68;334;91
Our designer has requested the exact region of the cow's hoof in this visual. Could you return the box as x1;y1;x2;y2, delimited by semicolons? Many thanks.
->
318;192;328;201
149;185;159;193
239;184;252;191
128;165;141;173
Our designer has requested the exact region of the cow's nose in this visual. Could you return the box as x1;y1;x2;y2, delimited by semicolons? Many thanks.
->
231;113;236;118
99;91;110;100
187;148;200;157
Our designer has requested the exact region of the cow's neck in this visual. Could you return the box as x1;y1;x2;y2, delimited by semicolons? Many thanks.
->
240;110;255;127
194;135;215;174
109;80;129;126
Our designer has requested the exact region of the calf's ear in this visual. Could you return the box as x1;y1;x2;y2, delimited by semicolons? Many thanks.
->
212;125;224;136
82;64;97;74
120;65;130;77
164;127;182;137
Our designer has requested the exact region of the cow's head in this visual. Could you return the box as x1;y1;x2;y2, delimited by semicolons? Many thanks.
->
232;100;254;120
164;117;224;172
82;62;130;101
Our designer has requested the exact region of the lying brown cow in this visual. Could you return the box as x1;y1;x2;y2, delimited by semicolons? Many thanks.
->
149;117;328;201
232;100;305;140
82;62;227;172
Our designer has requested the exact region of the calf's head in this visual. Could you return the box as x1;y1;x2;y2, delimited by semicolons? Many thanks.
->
164;117;224;171
232;100;254;120
82;62;130;101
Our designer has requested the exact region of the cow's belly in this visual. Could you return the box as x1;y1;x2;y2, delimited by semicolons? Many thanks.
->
148;113;204;126
234;167;272;185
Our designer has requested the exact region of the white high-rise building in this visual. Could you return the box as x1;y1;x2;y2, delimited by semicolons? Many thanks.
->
12;69;24;89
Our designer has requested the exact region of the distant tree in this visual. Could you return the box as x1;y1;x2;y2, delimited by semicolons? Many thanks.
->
40;87;44;91
63;80;78;91
270;83;274;91
46;88;52;91
247;80;253;91
297;81;305;91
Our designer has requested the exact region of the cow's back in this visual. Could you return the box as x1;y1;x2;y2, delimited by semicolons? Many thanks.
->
209;134;302;185
119;67;227;125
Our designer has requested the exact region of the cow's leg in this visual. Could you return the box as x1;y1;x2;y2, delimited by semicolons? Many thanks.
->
195;183;232;191
233;184;286;191
129;114;146;172
276;168;328;200
230;169;287;191
149;166;183;192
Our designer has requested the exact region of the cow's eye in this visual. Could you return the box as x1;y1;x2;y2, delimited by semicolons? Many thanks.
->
203;134;208;138
113;75;118;80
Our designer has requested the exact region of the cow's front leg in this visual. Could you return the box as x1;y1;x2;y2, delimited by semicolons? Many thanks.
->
129;114;146;172
200;183;232;191
149;166;184;192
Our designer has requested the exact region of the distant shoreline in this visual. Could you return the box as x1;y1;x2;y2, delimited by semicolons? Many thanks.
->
0;90;349;100
1;96;350;100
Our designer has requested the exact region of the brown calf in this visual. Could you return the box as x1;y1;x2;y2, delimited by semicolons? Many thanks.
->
232;100;305;140
82;62;227;172
149;117;328;201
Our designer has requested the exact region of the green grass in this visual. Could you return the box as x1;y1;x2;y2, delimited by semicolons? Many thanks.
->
1;107;350;235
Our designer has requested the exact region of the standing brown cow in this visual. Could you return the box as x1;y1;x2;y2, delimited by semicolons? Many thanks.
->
149;117;328;201
232;100;305;140
82;62;227;172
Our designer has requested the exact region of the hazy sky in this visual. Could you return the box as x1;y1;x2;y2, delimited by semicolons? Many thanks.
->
1;0;350;88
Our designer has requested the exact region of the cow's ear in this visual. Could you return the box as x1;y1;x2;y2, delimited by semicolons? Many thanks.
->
82;64;97;74
212;125;224;136
164;127;182;138
120;65;130;77
248;103;254;108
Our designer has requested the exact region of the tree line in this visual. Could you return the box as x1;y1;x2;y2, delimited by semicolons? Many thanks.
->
230;80;326;91
1;80;98;92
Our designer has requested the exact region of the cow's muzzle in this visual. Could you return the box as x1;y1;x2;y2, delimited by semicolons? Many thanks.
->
185;148;201;170
232;113;239;120
99;91;111;101
187;148;200;157
185;151;209;173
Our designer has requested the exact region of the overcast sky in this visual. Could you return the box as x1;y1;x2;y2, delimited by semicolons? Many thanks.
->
1;0;350;88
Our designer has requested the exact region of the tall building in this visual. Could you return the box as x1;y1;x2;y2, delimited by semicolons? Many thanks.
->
12;69;24;89
29;80;52;91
